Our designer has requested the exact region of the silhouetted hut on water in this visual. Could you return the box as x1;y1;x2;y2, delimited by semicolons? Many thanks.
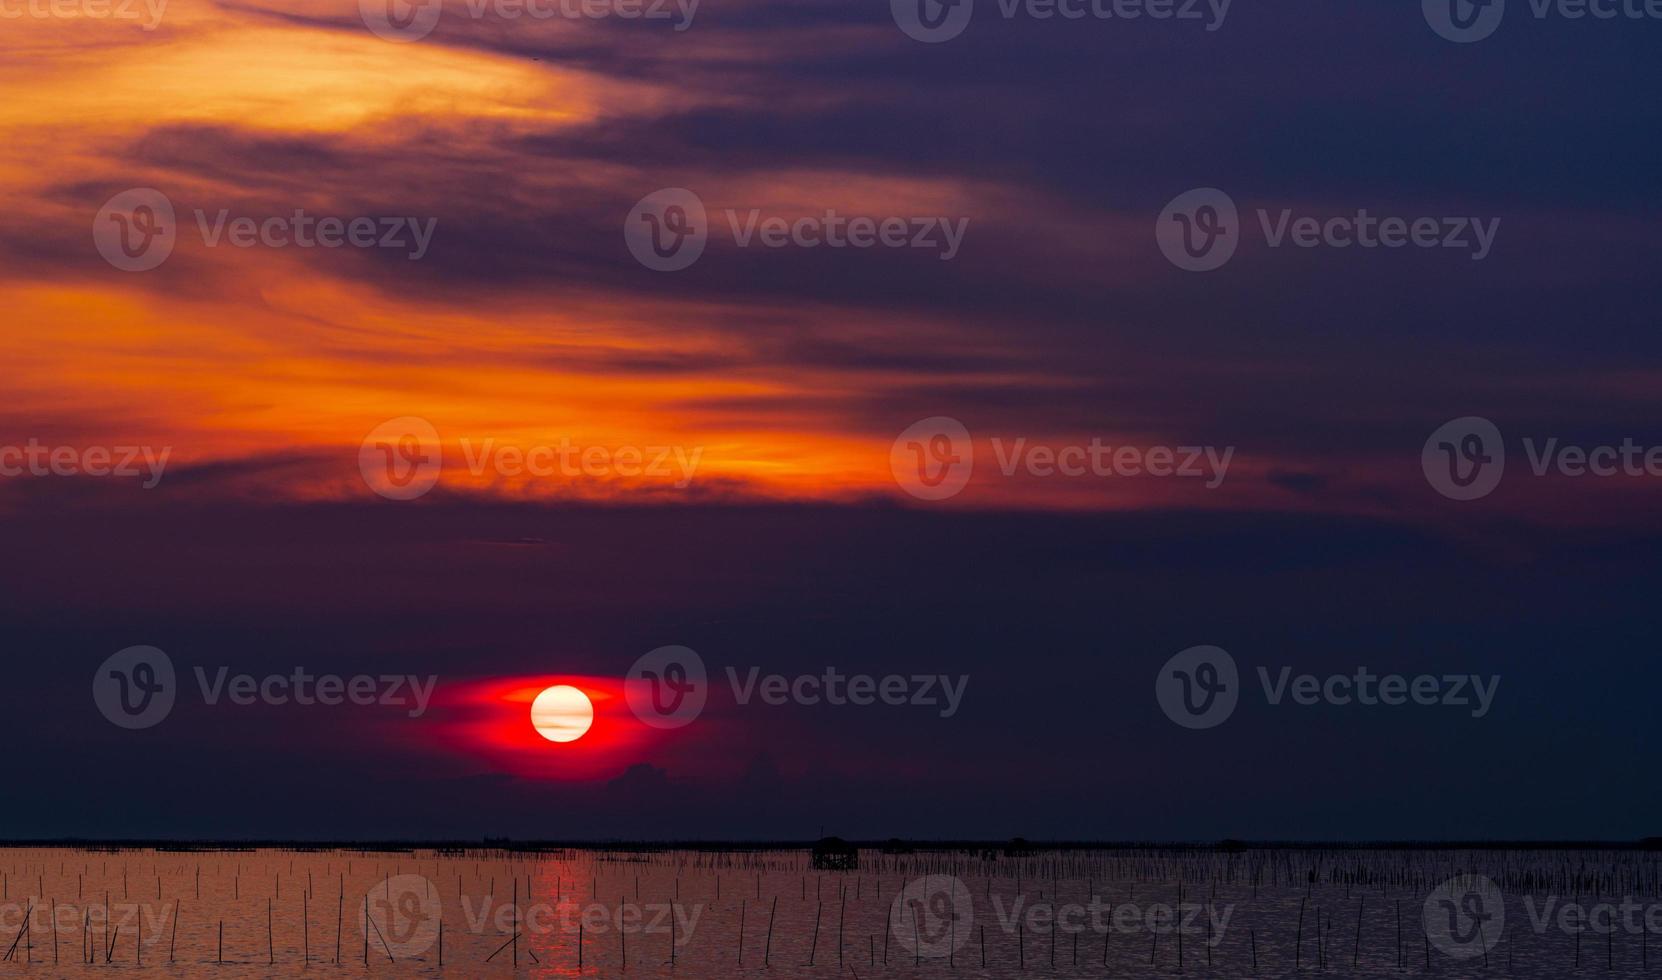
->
811;837;859;870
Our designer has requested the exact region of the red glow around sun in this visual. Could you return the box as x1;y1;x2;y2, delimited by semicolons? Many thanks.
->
422;675;653;779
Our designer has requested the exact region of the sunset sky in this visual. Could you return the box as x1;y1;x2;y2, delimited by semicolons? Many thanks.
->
3;0;1659;839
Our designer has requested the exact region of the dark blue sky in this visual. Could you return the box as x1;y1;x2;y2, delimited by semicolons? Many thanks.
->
2;0;1659;839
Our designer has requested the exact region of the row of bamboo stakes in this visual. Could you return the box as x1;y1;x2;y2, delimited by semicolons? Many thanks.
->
0;848;1655;970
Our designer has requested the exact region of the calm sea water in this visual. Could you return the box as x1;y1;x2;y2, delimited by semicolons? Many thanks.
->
0;846;1653;977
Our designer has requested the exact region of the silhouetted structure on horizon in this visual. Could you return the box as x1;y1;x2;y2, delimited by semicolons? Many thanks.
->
811;836;858;870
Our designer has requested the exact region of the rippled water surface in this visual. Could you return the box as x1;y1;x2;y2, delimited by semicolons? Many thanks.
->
0;846;1654;977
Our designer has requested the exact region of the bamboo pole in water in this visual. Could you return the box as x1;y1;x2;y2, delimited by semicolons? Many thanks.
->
809;900;821;966
1354;895;1363;968
1295;896;1305;969
839;887;846;967
765;895;777;966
